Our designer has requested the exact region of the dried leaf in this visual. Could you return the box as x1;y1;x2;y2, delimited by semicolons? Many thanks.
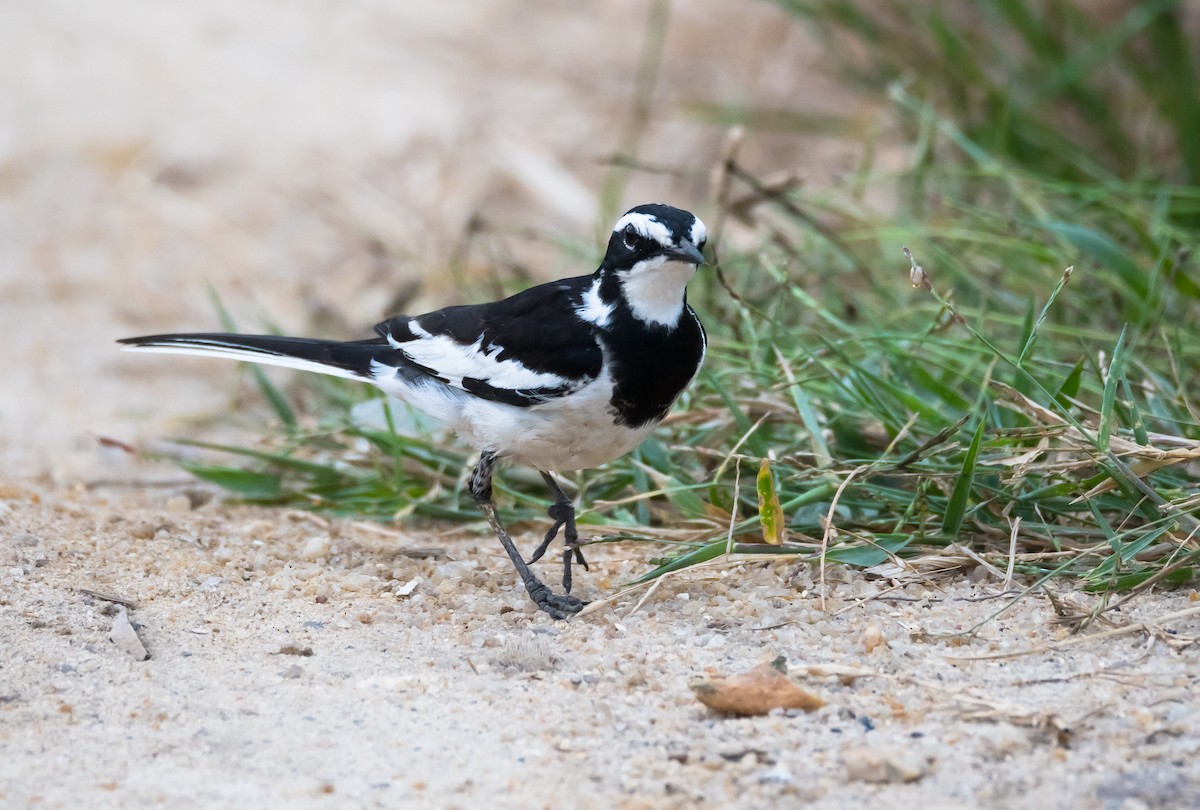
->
691;657;824;716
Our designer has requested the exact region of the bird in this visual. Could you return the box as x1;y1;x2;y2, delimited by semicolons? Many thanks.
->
120;203;709;619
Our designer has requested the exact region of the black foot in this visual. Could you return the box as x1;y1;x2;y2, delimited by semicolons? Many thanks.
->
529;479;591;594
528;582;587;620
472;458;592;621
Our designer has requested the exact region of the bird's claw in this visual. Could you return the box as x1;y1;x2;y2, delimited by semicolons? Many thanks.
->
527;524;560;566
561;543;589;594
527;582;587;620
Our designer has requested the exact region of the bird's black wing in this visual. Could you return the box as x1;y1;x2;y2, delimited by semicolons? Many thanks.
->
374;276;603;407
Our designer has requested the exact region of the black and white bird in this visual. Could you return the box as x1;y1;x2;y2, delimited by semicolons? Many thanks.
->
120;204;709;619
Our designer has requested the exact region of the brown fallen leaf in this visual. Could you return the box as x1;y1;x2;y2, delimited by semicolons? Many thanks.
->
690;656;825;716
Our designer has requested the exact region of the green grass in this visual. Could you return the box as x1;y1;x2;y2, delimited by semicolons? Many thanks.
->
774;0;1200;199
171;1;1200;606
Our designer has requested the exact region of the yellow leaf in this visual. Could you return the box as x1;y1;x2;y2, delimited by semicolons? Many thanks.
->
756;457;785;545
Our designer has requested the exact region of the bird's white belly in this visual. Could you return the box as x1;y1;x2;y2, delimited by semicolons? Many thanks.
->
458;370;657;471
374;365;660;471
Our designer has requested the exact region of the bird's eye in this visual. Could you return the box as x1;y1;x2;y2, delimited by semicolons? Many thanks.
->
623;226;644;251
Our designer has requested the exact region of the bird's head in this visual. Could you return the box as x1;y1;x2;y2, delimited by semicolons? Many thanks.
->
599;204;707;327
603;204;707;271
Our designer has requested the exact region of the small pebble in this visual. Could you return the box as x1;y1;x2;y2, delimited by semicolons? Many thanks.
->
164;494;192;513
109;607;149;662
759;763;795;784
843;744;928;783
435;560;478;579
129;522;159;540
300;535;331;561
860;623;887;652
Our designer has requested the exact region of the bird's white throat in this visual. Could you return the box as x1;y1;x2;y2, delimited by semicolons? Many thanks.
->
619;258;697;327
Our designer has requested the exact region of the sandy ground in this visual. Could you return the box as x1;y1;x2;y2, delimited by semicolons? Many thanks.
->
2;2;1199;808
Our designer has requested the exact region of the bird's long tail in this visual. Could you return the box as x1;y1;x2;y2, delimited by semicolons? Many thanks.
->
117;333;388;382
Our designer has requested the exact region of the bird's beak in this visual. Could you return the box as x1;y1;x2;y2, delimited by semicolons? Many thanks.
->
667;242;706;266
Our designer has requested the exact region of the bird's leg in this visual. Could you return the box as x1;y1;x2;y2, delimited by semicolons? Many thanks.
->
529;471;589;593
469;453;584;619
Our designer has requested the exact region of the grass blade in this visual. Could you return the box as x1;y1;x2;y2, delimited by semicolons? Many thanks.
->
942;417;987;540
1098;325;1130;452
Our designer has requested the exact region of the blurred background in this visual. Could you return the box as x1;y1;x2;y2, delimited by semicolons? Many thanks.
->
0;0;870;478
2;0;1197;499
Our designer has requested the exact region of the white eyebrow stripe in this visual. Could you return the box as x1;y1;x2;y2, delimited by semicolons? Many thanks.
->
613;212;675;247
689;217;706;246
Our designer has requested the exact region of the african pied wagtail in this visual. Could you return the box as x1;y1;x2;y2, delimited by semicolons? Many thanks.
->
120;204;708;619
